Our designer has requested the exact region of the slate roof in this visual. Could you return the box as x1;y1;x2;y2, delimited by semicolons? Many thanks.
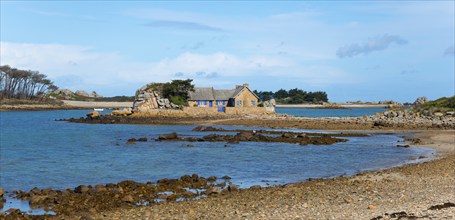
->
188;85;259;101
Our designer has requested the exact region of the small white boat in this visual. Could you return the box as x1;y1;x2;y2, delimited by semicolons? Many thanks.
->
94;108;104;111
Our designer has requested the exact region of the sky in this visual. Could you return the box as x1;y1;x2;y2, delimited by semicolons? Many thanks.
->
1;1;454;102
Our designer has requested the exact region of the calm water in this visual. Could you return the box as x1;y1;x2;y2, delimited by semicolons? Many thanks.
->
0;110;433;213
276;107;386;117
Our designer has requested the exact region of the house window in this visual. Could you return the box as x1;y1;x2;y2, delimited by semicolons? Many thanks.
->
251;101;256;106
237;100;242;105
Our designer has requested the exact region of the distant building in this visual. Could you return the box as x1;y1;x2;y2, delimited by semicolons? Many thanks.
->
188;84;259;108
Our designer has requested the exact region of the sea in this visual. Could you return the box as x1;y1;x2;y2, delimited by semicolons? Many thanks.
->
0;109;434;214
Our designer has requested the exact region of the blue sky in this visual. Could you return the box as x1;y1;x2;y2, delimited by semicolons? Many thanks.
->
1;1;454;102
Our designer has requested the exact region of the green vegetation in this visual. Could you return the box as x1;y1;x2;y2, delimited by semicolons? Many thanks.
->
253;88;329;104
422;96;455;109
412;96;455;114
0;65;58;100
147;79;195;105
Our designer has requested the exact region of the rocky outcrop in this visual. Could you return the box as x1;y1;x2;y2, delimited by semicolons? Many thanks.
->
132;83;180;112
51;89;102;99
112;109;133;116
75;90;89;97
86;111;100;119
13;175;228;216
413;96;428;106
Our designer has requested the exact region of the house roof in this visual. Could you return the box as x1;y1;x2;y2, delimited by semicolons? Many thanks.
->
188;87;215;100
213;89;236;100
188;85;259;101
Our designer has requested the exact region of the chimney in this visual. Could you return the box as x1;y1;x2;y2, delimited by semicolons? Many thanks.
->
243;83;249;88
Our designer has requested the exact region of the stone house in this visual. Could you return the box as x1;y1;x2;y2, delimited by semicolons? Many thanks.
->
188;84;259;109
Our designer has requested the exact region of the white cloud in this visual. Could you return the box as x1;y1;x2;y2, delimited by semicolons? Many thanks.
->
0;42;302;94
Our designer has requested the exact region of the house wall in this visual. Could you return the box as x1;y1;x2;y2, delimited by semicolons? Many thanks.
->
234;89;258;107
188;100;228;107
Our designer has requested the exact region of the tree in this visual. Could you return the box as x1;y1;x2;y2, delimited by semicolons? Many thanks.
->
161;79;195;105
274;89;289;99
253;90;273;101
0;65;57;100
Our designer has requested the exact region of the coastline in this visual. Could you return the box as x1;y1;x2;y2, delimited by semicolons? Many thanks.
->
0;100;132;111
275;103;389;108
96;129;454;219
1;112;454;219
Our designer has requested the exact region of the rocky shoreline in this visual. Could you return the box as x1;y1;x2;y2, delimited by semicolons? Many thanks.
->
63;108;455;130
2;110;454;219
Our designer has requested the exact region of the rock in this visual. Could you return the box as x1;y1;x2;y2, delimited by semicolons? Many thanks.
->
206;187;220;195
249;185;262;190
413;96;428;106
74;185;90;194
236;131;254;140
281;132;295;138
227;183;239;192
221;175;232;180
0;188;3;197
368;205;377;210
397;144;410;148
94;185;107;192
434;112;444;117
5;208;20;214
158;132;178;140
227;139;240;144
122;195;134;203
112;110;133;116
86;111;100;119
207;176;217;182
297;133;307;138
75;90;90;97
269;99;276;106
29;195;47;204
137;137;147;142
343;197;353;203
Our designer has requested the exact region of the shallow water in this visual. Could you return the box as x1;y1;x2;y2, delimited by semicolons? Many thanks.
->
0;110;434;213
276;107;386;117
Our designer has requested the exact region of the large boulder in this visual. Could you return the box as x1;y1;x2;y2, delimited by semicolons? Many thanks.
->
132;83;180;112
112;109;133;116
75;90;90;97
414;96;428;106
86;111;100;119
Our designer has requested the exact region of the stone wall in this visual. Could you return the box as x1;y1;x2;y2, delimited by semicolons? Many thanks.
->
182;106;274;115
225;107;273;115
182;107;219;116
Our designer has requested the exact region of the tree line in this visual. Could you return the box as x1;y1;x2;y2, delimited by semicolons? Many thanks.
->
253;88;329;104
0;65;57;100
